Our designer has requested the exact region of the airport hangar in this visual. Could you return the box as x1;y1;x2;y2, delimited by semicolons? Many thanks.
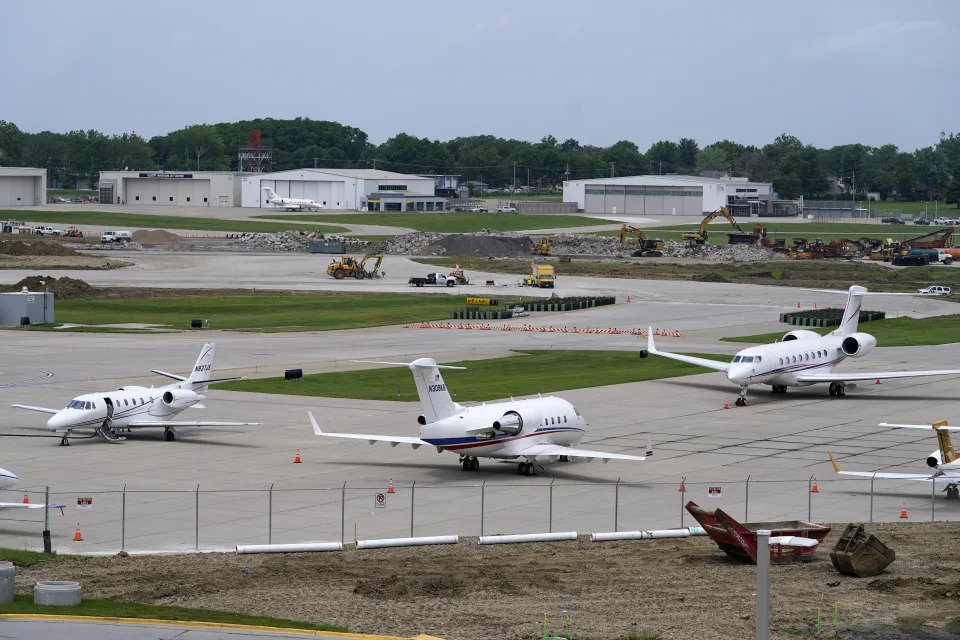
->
563;173;774;216
0;167;46;206
98;171;243;207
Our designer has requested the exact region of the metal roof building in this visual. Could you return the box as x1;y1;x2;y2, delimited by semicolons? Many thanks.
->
0;167;46;207
240;168;438;210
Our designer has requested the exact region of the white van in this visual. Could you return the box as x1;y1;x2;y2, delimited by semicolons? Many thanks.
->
100;230;133;244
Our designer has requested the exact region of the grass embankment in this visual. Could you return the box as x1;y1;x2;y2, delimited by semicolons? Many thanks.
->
0;595;347;633
412;257;960;293
254;212;610;232
219;350;729;401
41;293;479;332
0;211;347;234
724;315;960;347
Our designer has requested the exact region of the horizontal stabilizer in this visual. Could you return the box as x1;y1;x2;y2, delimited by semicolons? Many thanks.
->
351;359;467;370
151;369;186;381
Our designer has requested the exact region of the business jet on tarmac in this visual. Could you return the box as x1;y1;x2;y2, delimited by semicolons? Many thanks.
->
0;467;64;512
262;187;325;211
12;343;258;445
645;285;960;406
828;420;960;499
309;357;650;475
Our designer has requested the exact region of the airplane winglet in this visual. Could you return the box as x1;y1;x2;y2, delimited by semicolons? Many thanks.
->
827;451;840;473
308;411;323;436
647;326;656;353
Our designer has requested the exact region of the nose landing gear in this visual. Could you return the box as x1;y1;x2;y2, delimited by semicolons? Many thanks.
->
828;382;847;397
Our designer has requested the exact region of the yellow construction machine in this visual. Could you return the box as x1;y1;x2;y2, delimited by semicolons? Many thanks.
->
326;254;384;280
682;206;748;244
530;237;551;256
619;224;665;257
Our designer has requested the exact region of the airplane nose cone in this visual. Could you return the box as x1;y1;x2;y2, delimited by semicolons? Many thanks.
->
0;467;16;489
46;412;69;432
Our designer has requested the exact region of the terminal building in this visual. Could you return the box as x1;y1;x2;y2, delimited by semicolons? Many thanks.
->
97;171;243;207
563;174;774;216
0;167;47;206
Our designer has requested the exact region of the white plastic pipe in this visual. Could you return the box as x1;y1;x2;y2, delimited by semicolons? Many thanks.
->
236;542;342;554
590;529;690;542
688;526;707;536
478;531;577;545
356;535;458;549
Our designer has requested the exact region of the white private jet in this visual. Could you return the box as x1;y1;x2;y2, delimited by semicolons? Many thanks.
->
309;357;651;475
0;467;64;513
828;420;960;499
12;343;258;445
263;187;325;211
645;285;960;406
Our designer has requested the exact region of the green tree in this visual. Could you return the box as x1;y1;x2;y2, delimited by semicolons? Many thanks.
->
170;125;224;170
646;140;679;174
695;145;730;173
677;137;698;172
0;121;24;165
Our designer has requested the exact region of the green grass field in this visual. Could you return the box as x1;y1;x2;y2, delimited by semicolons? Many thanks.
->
254;212;610;232
723;315;960;347
44;293;487;332
0;594;346;632
1;211;346;234
219;350;728;401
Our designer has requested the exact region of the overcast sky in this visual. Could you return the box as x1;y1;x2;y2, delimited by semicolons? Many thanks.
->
3;0;957;151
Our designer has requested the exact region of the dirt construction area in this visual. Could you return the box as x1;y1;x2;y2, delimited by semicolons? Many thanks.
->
12;522;960;639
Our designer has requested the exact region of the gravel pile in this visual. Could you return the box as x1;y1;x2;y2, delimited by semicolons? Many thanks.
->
549;233;621;255
661;242;774;262
228;232;370;252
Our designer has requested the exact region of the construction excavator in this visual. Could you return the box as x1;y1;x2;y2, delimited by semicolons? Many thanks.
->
682;206;749;245
530;237;551;256
326;254;384;280
619;224;664;257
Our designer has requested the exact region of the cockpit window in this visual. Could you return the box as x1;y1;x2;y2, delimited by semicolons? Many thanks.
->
740;356;754;363
67;400;83;409
732;356;742;363
574;407;582;417
755;356;761;362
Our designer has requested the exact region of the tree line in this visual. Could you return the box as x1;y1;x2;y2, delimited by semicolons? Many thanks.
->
0;117;957;204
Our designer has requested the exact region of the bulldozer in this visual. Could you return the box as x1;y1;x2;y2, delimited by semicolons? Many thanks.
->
326;254;384;280
530;237;551;256
619;224;664;257
682;206;748;245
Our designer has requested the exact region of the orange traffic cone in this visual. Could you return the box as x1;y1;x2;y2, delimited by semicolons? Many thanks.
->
814;302;817;309
294;449;302;464
797;301;801;308
73;522;83;542
875;379;881;385
900;502;908;519
678;476;686;493
811;477;819;493
627;296;631;303
387;478;395;494
723;397;730;409
22;493;28;504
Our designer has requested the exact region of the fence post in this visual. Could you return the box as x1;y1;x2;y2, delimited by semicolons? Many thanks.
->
121;484;126;552
745;475;751;522
410;480;416;538
870;474;875;523
614;478;620;532
480;481;485;537
268;483;273;545
549;479;554;533
807;475;813;522
755;529;771;640
195;484;200;551
341;481;346;544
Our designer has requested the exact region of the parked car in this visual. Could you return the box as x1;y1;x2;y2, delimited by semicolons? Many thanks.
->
496;205;518;213
468;205;488;213
34;226;63;236
510;305;528;317
69;197;83;203
914;218;930;225
881;217;905;225
916;285;952;295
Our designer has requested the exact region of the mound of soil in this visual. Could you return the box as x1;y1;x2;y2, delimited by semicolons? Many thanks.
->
9;275;101;300
434;233;532;257
133;229;181;243
0;240;81;257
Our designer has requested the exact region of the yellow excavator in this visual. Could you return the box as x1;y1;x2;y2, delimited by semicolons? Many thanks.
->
326;254;384;279
682;206;748;244
619;224;664;257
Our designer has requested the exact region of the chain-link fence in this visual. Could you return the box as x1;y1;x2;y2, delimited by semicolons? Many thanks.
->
2;477;957;553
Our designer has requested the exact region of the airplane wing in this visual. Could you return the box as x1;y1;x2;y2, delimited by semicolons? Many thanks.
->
516;443;646;462
878;422;960;431
126;421;259;428
646;327;730;372
797;369;960;383
11;404;59;414
828;452;955;482
0;502;65;512
151;369;186;381
309;412;429;450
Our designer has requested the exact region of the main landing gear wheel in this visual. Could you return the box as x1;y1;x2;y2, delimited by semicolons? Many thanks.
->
164;428;176;442
735;397;746;407
60;436;69;446
559;455;569;463
946;485;959;500
828;382;847;397
518;462;536;476
771;385;787;394
460;456;479;471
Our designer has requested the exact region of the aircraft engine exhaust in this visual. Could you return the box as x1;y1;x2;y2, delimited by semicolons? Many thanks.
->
493;411;523;435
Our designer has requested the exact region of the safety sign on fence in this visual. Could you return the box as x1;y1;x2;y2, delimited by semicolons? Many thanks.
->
375;493;386;509
77;497;93;510
707;486;722;498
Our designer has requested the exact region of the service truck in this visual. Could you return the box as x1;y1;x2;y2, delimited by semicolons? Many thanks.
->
523;263;555;288
409;272;461;287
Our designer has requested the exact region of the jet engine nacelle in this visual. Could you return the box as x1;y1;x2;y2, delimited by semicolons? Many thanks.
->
162;389;201;408
927;450;941;468
781;330;820;342
493;408;541;436
840;332;877;358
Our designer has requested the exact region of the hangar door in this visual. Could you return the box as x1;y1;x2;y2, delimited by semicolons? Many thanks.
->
125;179;210;206
0;176;38;206
584;185;703;215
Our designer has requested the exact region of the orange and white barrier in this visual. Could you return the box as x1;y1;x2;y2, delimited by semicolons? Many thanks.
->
402;323;683;337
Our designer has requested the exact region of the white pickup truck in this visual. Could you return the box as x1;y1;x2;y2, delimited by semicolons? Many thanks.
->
100;230;133;244
34;226;63;236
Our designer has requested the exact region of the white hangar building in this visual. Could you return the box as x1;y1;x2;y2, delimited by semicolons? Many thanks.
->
97;171;243;207
240;169;442;211
0;167;46;206
563;174;773;215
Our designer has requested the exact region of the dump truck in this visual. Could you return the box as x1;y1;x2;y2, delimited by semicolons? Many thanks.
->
522;263;555;288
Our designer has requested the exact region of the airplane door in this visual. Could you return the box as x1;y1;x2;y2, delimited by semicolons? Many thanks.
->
104;398;114;421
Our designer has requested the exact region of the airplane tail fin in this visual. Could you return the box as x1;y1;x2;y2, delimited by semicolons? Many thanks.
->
834;285;867;336
934;420;958;464
351;358;465;424
187;343;216;386
262;187;278;201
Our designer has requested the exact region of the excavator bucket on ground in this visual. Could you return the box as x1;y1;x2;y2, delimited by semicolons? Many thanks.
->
829;524;896;577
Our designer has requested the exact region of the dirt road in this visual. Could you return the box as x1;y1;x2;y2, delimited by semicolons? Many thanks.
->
12;522;960;639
